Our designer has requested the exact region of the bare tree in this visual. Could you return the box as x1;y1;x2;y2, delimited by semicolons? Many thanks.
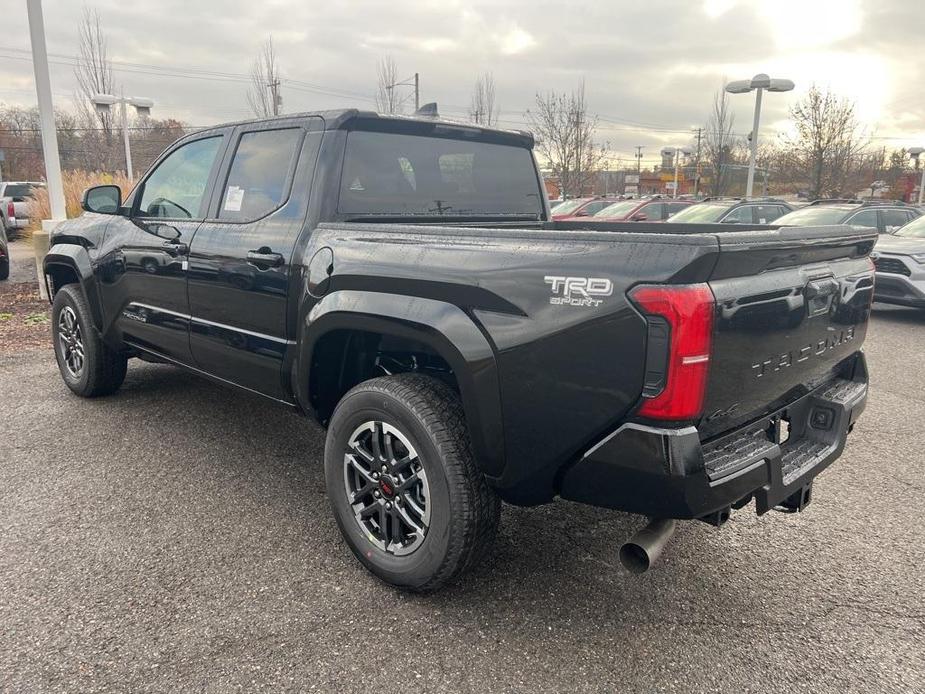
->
74;7;115;170
788;86;868;198
527;83;607;198
703;86;738;197
469;72;499;127
247;37;282;118
375;56;406;114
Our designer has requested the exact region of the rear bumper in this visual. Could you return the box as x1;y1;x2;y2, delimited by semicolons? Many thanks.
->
559;353;868;520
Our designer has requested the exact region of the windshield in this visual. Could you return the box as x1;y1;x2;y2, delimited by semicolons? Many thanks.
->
668;203;731;223
774;206;851;226
338;131;543;218
895;215;925;238
550;199;586;216
593;200;640;218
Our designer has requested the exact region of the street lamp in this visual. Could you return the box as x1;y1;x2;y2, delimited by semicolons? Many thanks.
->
91;92;154;181
725;73;794;199
908;147;925;205
661;146;693;198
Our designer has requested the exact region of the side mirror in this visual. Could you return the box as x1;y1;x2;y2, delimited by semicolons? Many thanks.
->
631;212;647;221
575;209;590;217
151;224;181;241
81;185;121;215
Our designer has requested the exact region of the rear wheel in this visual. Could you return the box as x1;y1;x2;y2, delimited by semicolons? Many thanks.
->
52;284;127;397
324;374;500;592
0;255;8;281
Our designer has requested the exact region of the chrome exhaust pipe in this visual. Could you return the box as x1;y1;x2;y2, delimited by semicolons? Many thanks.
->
619;518;677;574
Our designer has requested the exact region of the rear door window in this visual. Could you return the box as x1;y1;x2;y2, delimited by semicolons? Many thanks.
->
880;208;914;233
219;128;302;222
755;205;785;223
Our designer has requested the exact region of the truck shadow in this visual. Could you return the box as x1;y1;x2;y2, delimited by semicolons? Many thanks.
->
107;360;825;635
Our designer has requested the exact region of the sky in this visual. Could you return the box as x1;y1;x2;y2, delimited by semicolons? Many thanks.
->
2;0;923;169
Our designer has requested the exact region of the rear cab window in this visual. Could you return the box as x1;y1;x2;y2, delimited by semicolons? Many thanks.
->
338;130;543;219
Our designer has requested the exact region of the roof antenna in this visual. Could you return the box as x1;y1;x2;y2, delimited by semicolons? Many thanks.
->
415;102;439;119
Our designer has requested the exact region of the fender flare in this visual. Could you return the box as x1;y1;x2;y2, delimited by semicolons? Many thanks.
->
296;290;505;478
43;244;104;331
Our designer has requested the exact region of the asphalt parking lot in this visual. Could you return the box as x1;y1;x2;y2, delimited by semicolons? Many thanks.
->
1;245;924;693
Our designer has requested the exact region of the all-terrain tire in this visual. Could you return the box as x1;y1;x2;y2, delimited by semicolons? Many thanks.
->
52;284;127;397
324;374;501;592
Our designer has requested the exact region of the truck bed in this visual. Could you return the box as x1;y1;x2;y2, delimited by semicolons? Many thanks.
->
305;220;876;504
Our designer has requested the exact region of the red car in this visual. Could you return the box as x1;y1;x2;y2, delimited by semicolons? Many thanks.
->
562;197;694;222
550;197;623;220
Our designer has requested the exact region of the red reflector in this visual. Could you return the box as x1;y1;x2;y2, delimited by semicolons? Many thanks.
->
630;283;715;420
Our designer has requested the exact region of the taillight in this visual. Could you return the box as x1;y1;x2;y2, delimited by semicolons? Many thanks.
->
6;202;13;219
630;283;715;421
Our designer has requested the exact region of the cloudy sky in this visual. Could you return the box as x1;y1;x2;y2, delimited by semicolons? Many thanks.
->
2;0;922;168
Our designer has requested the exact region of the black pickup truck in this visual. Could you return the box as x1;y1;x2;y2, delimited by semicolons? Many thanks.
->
43;110;874;590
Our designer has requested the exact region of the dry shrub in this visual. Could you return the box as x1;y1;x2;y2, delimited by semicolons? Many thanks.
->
26;171;133;234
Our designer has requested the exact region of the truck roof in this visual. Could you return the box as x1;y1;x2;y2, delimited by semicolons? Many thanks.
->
189;109;534;148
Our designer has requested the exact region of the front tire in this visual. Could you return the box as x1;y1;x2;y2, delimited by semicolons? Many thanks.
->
324;374;500;592
52;284;127;397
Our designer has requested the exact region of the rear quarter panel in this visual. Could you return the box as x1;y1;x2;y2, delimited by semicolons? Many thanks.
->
308;223;720;501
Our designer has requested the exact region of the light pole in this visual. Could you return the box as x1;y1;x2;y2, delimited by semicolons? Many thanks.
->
725;73;794;199
91;92;153;181
909;147;925;205
661;146;693;198
27;0;66;299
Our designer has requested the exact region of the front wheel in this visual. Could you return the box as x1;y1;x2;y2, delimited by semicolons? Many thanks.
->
52;285;127;397
324;374;500;592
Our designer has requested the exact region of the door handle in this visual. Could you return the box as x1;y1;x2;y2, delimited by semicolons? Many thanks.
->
246;249;284;268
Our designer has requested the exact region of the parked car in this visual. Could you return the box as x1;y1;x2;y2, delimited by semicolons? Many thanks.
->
44;109;873;591
774;199;920;234
550;196;622;220
0;181;44;239
668;198;793;224
0;223;9;281
562;196;693;222
871;214;925;308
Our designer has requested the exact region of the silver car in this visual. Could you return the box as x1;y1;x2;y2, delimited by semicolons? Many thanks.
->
872;215;925;308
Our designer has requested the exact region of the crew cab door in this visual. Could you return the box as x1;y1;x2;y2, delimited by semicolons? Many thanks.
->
186;118;321;398
97;132;228;363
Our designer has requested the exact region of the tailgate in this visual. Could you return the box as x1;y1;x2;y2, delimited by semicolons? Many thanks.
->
699;225;876;438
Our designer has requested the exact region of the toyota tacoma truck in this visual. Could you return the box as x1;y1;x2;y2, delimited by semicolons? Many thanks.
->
42;109;874;590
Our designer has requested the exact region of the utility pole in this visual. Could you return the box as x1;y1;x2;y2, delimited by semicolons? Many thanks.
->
635;145;643;176
268;78;282;116
692;127;703;197
386;73;420;113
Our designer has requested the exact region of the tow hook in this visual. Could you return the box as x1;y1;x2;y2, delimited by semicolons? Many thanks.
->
619;518;677;574
774;483;813;513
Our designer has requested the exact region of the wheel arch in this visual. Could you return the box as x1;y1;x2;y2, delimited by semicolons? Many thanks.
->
43;244;104;331
296;290;505;478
